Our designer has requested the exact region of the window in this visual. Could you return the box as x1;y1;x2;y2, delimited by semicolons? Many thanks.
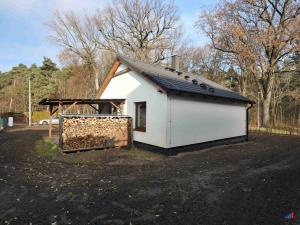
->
135;102;146;132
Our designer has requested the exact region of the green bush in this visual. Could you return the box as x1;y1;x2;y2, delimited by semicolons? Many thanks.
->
35;138;58;158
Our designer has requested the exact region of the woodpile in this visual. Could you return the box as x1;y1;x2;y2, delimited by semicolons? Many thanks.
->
61;116;132;151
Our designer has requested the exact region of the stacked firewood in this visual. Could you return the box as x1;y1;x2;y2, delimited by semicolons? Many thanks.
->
62;117;131;150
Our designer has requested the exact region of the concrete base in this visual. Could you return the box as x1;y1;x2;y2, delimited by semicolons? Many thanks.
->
133;135;248;156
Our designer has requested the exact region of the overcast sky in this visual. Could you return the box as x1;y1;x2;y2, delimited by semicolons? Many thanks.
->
0;0;217;72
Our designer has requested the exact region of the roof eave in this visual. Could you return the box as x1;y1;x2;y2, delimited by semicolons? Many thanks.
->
166;90;254;104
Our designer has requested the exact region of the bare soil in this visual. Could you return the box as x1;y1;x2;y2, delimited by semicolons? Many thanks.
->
0;125;300;225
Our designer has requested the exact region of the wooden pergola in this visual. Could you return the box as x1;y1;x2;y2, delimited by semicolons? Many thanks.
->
39;98;125;138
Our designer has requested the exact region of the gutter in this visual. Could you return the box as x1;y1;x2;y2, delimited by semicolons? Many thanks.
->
246;102;254;141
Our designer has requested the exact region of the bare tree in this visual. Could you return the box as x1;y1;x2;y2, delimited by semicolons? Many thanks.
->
47;11;102;91
178;44;228;83
94;0;180;63
197;0;300;126
47;0;181;91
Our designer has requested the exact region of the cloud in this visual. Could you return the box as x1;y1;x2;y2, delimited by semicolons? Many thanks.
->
0;0;216;72
0;0;110;72
0;0;108;16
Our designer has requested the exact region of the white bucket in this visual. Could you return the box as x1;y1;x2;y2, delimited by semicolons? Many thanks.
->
8;117;13;127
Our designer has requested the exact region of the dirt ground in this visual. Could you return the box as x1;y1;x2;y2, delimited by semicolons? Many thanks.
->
0;125;300;225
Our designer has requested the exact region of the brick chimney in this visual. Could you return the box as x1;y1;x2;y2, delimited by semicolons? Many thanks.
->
171;55;179;71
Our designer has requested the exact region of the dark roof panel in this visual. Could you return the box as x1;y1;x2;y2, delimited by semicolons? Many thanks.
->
117;55;253;104
144;73;252;103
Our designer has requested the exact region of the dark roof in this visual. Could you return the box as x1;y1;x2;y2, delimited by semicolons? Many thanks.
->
117;55;253;104
39;98;125;106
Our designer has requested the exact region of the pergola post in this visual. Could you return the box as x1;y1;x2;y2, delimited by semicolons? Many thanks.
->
49;105;53;138
58;101;63;114
49;105;59;138
98;104;102;114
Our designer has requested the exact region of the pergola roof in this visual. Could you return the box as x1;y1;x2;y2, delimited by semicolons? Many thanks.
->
39;98;125;106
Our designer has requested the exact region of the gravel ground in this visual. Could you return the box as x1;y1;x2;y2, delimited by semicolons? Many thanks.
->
0;125;300;225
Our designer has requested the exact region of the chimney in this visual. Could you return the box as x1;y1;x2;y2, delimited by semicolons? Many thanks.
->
171;55;179;71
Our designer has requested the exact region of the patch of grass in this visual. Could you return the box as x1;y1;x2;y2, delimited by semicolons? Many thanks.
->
35;138;58;158
33;141;163;164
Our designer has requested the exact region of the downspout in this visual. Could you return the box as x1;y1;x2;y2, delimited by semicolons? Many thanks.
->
246;102;253;141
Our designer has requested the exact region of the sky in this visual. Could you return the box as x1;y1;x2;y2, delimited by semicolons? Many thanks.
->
0;0;217;72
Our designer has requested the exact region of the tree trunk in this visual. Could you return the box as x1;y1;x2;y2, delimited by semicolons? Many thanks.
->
262;91;272;127
9;98;13;112
241;78;247;96
94;67;99;91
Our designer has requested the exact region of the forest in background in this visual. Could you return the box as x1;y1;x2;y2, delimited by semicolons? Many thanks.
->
0;57;100;112
0;0;299;129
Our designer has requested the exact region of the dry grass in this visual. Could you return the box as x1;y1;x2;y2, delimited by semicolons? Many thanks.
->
249;126;300;136
40;145;164;166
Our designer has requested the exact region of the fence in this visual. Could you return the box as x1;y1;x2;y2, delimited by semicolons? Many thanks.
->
249;126;300;136
59;114;132;152
249;101;299;131
0;117;8;131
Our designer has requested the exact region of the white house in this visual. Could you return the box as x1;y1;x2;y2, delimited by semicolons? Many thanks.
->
97;55;254;154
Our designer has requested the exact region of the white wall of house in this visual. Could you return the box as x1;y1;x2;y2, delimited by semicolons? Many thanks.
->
101;64;169;148
167;95;247;148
